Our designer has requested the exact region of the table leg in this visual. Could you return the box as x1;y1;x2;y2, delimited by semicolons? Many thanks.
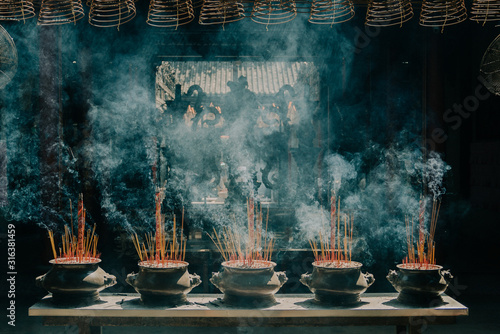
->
396;325;407;334
409;321;423;334
78;323;102;334
407;316;428;334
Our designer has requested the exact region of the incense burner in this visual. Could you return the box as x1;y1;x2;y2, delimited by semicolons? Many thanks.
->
387;264;453;305
300;261;375;305
126;261;201;305
36;259;116;305
210;260;288;306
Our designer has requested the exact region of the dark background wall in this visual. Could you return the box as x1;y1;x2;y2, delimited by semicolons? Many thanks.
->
0;3;499;332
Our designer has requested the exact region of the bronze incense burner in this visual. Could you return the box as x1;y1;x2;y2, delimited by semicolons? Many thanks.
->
210;260;287;306
387;264;453;305
126;261;201;305
36;259;116;306
300;261;375;305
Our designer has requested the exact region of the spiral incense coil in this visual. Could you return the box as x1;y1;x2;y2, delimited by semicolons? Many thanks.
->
308;0;354;25
365;0;413;27
0;0;36;21
88;0;136;28
85;0;136;4
38;0;85;25
251;0;297;25
469;0;500;24
147;0;194;27
419;0;467;29
199;0;245;25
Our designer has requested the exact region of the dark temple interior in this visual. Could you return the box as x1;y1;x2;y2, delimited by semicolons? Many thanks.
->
0;1;499;333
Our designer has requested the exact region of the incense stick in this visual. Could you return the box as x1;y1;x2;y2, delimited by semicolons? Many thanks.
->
403;198;442;269
131;192;187;267
309;198;354;267
208;199;274;267
47;194;100;263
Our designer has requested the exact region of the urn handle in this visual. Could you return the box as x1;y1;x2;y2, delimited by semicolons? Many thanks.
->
125;272;138;287
441;269;453;284
189;273;202;288
35;274;46;288
276;271;288;286
386;269;398;285
103;274;117;288
210;271;222;291
363;272;375;287
299;273;312;288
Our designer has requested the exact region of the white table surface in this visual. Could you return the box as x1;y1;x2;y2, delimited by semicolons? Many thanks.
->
29;293;469;318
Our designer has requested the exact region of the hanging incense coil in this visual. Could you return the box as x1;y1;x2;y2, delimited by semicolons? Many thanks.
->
147;0;194;27
365;0;413;27
38;0;85;25
0;0;36;21
85;0;136;4
88;0;136;28
419;0;467;29
308;0;354;25
199;0;245;25
251;0;297;25
241;0;305;16
469;0;500;25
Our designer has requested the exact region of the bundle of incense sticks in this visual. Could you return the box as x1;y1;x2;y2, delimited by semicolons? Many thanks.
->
208;198;274;266
77;193;85;258
403;198;441;269
309;195;354;266
48;194;100;263
131;191;186;266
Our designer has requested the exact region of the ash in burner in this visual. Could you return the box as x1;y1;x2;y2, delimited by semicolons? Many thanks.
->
50;257;101;264
138;260;188;269
398;263;442;270
222;259;274;269
313;260;362;269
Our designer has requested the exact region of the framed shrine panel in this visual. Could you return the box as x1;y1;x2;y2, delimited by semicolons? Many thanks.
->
154;60;323;209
